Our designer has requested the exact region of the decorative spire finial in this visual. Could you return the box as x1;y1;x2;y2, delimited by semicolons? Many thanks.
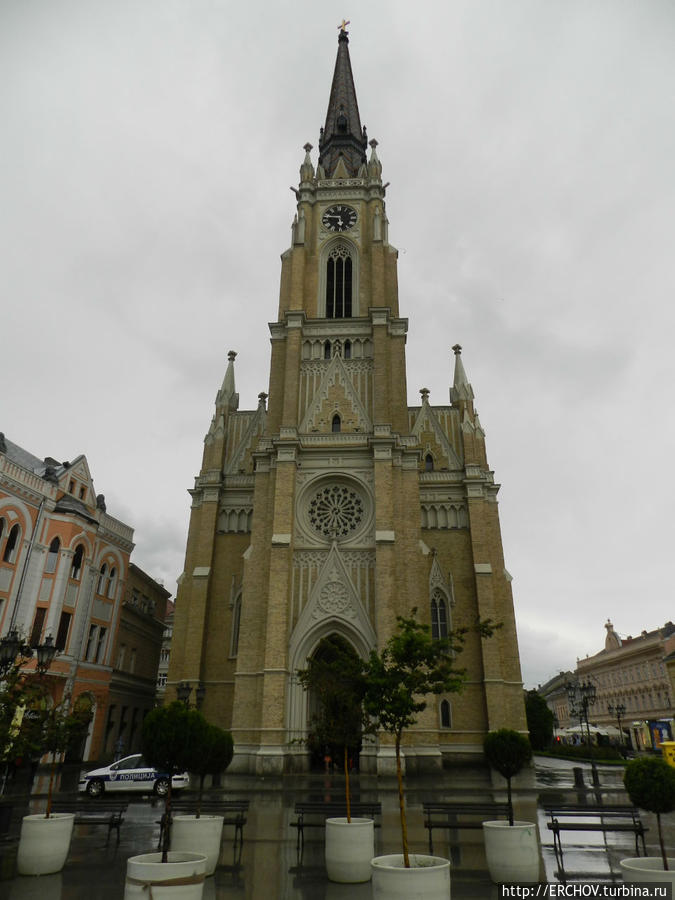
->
452;344;462;356
338;19;350;33
420;388;430;402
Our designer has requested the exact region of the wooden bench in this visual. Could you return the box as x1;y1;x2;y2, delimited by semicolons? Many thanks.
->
157;798;249;853
51;800;128;846
291;801;382;856
544;803;648;866
423;802;510;854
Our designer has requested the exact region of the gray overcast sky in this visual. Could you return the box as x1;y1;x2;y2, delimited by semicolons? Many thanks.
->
2;1;674;689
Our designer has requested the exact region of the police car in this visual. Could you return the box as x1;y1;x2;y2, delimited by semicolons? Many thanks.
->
78;754;190;797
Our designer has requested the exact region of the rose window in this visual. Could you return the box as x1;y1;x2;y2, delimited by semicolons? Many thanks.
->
308;484;363;539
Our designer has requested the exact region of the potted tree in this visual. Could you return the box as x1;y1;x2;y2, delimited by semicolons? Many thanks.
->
297;634;372;883
364;610;495;899
620;756;675;882
171;713;234;875
125;702;207;898
482;728;539;883
16;689;91;876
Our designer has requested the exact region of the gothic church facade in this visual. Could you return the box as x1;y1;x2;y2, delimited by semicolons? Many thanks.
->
168;29;526;774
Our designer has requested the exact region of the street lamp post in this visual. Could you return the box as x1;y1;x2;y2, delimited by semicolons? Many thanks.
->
0;629;58;678
176;681;192;705
176;681;206;709
566;678;599;787
608;702;627;752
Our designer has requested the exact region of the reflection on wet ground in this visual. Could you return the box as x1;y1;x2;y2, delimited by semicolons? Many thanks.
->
0;757;672;898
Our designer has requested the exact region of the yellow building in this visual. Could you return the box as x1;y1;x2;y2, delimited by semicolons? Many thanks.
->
169;27;526;774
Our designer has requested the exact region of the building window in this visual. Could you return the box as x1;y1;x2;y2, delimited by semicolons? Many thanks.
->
30;607;47;647
97;564;107;594
55;611;72;651
425;454;434;472
440;699;452;728
96;627;107;663
117;643;126;669
85;625;97;661
68;479;75;493
326;245;353;318
79;486;86;500
431;590;448;640
344;340;352;359
157;672;167;688
230;594;242;657
71;544;84;580
45;537;60;574
332;414;341;433
324;340;331;360
0;518;5;544
107;567;117;598
129;648;136;673
2;524;20;564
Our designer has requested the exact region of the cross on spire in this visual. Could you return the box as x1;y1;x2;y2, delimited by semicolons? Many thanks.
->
338;19;350;32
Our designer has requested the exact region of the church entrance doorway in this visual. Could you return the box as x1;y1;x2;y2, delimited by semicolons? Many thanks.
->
304;634;364;773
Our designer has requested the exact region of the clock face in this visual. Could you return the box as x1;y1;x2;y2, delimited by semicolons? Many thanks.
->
322;205;357;233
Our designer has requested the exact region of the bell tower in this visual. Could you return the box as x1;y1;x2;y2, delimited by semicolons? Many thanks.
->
168;26;527;775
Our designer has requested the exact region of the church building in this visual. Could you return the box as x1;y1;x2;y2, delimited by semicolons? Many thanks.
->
168;27;526;774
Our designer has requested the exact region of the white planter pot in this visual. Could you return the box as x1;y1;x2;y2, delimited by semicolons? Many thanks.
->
325;817;374;883
124;852;207;899
371;854;450;899
171;815;224;876
482;820;539;884
16;813;75;876
620;857;675;883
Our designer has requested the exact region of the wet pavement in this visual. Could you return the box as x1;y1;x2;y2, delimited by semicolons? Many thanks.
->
0;756;673;898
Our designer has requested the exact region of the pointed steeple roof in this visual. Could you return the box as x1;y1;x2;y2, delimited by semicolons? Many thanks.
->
449;344;475;409
318;27;368;179
216;350;239;411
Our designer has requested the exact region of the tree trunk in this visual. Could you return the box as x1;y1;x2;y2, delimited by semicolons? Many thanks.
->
657;813;669;870
160;781;173;863
344;744;351;823
395;736;409;867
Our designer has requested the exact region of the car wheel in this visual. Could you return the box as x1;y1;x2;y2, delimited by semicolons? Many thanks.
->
154;777;170;796
86;779;104;797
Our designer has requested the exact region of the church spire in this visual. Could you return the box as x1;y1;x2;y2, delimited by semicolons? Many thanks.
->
318;24;368;179
449;344;475;415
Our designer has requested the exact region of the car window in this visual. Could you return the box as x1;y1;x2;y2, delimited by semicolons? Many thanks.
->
111;755;142;771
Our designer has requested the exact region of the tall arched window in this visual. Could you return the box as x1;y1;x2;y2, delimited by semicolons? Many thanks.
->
71;544;85;580
325;245;353;318
344;340;352;359
2;524;20;564
230;594;242;657
332;414;341;433
425;454;434;472
324;340;331;360
431;590;448;640
97;563;107;594
45;537;61;574
107;567;117;598
440;699;452;728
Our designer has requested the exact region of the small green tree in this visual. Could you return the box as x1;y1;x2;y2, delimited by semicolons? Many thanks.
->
187;714;234;817
363;610;496;867
483;729;533;826
141;702;196;862
297;635;368;821
624;756;675;870
39;694;92;817
525;690;554;751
